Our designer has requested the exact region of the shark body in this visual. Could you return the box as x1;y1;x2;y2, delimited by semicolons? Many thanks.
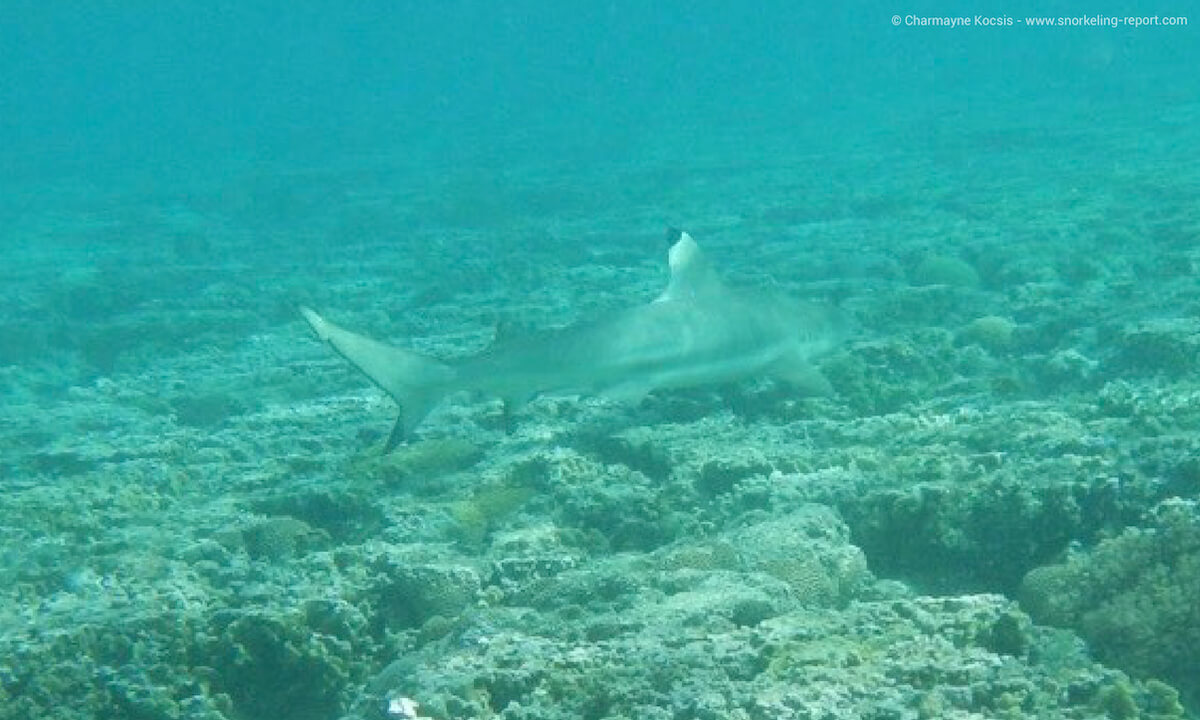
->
301;230;843;449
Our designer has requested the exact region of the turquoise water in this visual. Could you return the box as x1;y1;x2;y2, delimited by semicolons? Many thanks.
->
2;3;1198;719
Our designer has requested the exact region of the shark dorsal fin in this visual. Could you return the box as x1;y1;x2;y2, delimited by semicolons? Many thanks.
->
656;230;725;303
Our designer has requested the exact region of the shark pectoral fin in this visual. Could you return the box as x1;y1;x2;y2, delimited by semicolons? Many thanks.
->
498;395;533;434
300;306;454;447
387;387;444;449
769;355;834;396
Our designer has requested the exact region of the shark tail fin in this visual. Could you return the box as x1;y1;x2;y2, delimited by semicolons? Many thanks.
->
300;307;455;449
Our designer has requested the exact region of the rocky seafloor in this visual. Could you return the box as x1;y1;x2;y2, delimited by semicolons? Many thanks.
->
2;121;1199;720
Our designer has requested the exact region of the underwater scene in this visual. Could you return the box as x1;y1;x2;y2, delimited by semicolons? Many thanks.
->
2;2;1198;719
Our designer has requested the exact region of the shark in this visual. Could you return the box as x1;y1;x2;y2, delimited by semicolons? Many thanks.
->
301;229;844;450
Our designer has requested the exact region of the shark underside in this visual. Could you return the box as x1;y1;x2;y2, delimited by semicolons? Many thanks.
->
301;230;844;450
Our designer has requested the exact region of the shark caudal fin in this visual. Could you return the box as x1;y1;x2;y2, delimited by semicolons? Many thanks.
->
300;307;455;450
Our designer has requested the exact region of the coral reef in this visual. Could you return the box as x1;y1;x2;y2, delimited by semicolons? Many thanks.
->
1021;499;1200;709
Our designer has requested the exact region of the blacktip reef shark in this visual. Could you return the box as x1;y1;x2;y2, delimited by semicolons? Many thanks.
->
301;229;844;450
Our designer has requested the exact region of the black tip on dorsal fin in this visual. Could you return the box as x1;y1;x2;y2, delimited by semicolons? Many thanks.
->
665;227;684;247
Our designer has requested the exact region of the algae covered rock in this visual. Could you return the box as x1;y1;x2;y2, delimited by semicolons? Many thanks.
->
1019;498;1200;710
207;608;361;720
911;254;981;288
348;593;1165;720
727;506;870;607
1113;317;1200;377
350;437;484;490
958;314;1017;351
241;516;329;560
368;559;482;630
